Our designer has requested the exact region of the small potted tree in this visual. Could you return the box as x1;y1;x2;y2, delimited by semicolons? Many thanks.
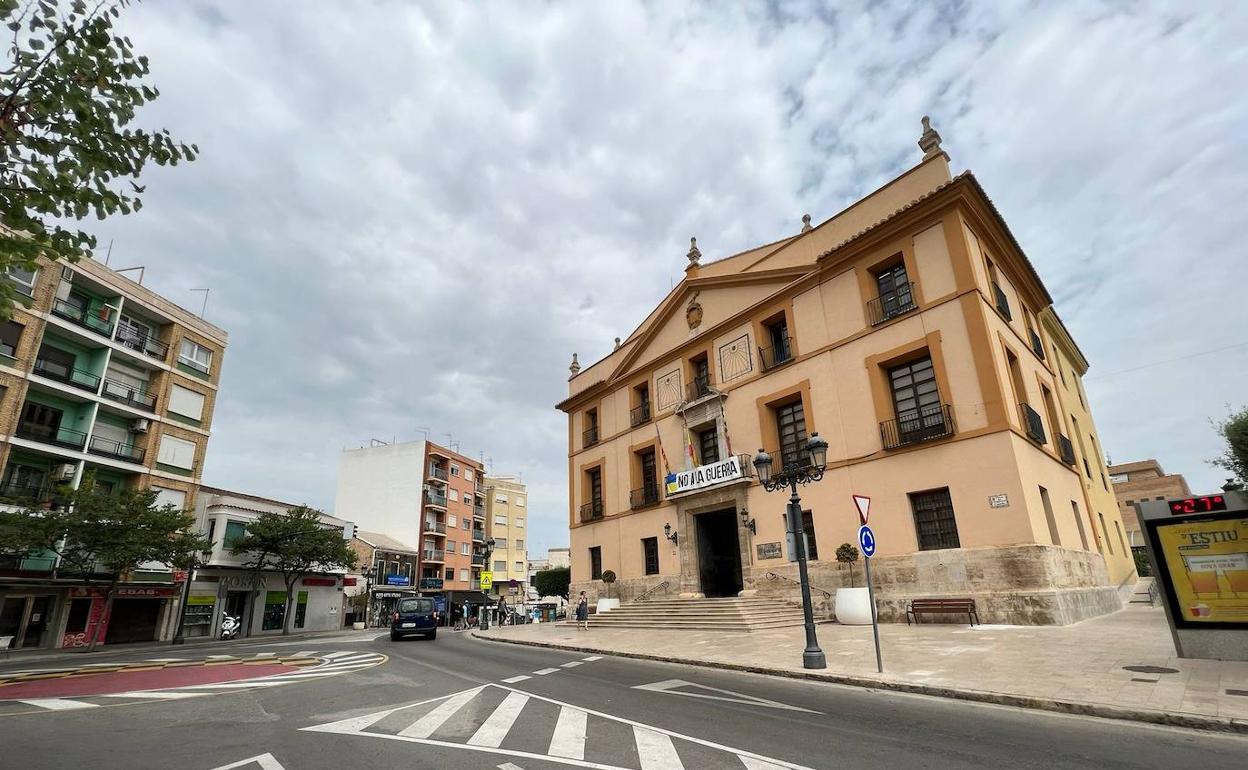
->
833;543;872;624
597;570;621;613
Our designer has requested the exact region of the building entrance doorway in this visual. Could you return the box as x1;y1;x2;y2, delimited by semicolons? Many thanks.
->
696;509;743;597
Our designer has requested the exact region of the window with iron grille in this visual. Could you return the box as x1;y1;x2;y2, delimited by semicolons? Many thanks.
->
589;468;602;507
589;546;602;580
697;426;720;465
875;263;915;320
889;357;940;421
775;400;807;466
801;509;819;561
641;449;657;492
909;488;961;551
642;537;659;575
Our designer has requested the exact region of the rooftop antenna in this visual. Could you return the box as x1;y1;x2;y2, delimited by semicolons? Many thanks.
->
414;426;430;442
189;288;210;317
103;239;114;266
444;433;453;448
369;437;388;447
114;266;145;285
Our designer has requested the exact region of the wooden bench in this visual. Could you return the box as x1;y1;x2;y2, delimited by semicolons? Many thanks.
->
906;598;979;627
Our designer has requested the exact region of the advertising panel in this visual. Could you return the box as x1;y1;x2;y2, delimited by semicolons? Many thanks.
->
1153;515;1248;626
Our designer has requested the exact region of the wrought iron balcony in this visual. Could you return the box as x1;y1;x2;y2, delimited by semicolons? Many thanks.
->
51;298;115;336
87;435;145;463
1019;403;1046;444
472;528;485;543
1058;434;1077;466
1029;329;1045;360
630;401;651;427
867;283;918;326
473;503;485;518
472;554;486;566
583;424;599;447
32;355;101;392
686;374;713;402
579;499;604;522
115;326;169;361
758;336;793;371
422;520;446;535
16;421;88;450
427;465;448;482
629;484;660;510
880;404;955;450
0;479;65;506
992;282;1011;320
424;489;447;508
100;378;157;411
422;549;445;562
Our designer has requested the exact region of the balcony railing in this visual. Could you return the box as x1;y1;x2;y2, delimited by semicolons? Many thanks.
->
424;490;447;508
630;484;660;510
427;465;448;482
422;549;445;562
1029;329;1045;360
992;282;1011;321
15;422;88;450
867;284;918;326
32;356;101;392
583;425;599;447
422;520;446;535
1019;403;1046;444
471;554;486;566
473;503;485;518
579;499;604;522
472;528;485;543
470;580;481;590
51;298;115;336
100;378;157;411
630;401;652;427
758;336;793;371
115;327;169;361
1058;434;1077;466
87;435;145;463
880;404;955;450
0;479;66;506
686;374;713;402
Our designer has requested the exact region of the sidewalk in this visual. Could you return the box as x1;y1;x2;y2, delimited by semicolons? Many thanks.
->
476;605;1248;733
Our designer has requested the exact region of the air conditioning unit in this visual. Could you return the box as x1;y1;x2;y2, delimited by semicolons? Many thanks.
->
130;418;150;433
53;464;75;481
61;265;74;282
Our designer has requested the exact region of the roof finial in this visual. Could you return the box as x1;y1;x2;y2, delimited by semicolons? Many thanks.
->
800;213;812;233
613;337;621;350
686;237;701;270
568;353;581;379
918;115;943;160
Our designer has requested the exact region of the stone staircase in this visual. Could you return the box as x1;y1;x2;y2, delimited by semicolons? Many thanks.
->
580;597;808;633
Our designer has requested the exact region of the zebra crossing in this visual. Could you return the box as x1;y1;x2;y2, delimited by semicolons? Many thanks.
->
302;682;815;770
0;650;386;715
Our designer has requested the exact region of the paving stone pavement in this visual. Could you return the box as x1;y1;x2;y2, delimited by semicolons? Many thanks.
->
479;604;1248;728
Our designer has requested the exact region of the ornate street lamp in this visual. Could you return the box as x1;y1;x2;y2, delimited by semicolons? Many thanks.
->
663;522;679;545
480;537;497;630
753;432;829;669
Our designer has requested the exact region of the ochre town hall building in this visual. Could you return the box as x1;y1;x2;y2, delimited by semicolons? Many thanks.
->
558;120;1135;625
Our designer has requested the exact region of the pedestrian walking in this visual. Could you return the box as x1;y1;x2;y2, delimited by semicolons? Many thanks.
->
576;592;589;630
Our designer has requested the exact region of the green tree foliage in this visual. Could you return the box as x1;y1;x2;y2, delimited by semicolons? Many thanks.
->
1212;405;1248;486
0;474;209;651
229;506;358;635
835;542;859;588
533;566;571;599
0;0;197;317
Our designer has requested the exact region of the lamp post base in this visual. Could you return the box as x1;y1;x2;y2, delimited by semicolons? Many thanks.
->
802;648;827;669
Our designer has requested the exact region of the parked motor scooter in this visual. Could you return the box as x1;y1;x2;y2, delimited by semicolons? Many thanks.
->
219;613;241;641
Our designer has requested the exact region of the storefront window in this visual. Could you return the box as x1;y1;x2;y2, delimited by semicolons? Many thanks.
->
294;591;308;629
262;591;287;631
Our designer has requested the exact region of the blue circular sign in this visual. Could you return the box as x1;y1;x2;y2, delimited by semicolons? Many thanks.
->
858;524;876;558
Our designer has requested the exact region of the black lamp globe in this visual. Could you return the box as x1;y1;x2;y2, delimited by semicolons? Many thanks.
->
752;448;773;485
806;432;829;471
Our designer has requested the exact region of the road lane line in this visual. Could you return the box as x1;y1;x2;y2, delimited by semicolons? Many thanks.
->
18;698;98;710
560;661;583;668
468;691;529;747
322;651;357;660
739;756;794;769
548;705;588;760
533;668;560;675
398;687;482;738
633;725;683;770
98;691;202;700
582;656;603;661
502;675;530;683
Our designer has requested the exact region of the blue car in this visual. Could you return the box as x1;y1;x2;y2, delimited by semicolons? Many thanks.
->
390;597;438;640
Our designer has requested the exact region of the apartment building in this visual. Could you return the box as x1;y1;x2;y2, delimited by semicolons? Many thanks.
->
1109;459;1193;547
0;256;227;649
557;119;1136;625
483;476;528;599
335;439;488;608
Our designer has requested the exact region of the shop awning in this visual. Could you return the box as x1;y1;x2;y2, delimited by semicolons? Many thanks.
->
445;590;489;605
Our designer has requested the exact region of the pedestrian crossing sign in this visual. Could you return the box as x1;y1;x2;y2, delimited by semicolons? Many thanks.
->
480;572;493;591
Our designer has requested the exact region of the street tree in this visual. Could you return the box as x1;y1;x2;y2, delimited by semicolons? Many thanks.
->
229;506;358;635
0;474;209;651
533;566;570;599
1212;405;1248;487
835;543;859;588
0;0;198;318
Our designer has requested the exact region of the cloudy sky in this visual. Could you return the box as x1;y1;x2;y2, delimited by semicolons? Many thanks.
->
95;1;1247;555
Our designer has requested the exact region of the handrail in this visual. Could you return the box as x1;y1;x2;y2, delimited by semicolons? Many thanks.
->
763;571;833;599
1147;579;1160;607
634;580;673;603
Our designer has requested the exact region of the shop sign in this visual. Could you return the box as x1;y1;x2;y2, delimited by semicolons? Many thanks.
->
373;591;405;598
302;577;337;586
419;577;444;590
220;574;267;591
187;595;216;606
173;569;189;583
342;577;357;587
756;542;783;560
665;455;746;498
386;574;411;586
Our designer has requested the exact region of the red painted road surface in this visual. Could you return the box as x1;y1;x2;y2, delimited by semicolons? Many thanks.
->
0;662;297;699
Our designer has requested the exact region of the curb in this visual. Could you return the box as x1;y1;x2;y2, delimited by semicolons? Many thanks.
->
472;632;1247;735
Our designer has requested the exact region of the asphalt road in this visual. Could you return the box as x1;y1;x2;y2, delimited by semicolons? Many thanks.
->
1;629;1246;769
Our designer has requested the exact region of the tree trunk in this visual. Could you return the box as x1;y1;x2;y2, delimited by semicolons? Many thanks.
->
86;580;117;653
282;578;296;636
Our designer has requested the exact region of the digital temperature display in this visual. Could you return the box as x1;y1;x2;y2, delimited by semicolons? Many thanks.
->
1168;496;1227;515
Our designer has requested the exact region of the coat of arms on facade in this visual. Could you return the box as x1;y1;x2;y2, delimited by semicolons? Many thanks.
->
686;292;703;330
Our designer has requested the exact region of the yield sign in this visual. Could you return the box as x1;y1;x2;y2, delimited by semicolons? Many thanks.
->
852;494;871;525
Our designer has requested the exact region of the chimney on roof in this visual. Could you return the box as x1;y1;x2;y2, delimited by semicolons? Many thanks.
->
685;237;701;274
918;116;944;161
800;214;812;233
568;353;580;379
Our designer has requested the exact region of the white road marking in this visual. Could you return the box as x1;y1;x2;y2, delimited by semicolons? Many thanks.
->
98;690;203;700
253;653;276;658
502;675;531;683
632;680;820;714
398;687;483;739
322;651;358;660
498;764;525;770
633;726;683;770
468;691;529;747
560;661;583;668
739;757;796;770
533;668;560;675
209;752;288;770
206;655;236;660
582;656;603;661
294;650;315;656
17;698;98;710
176;680;289;690
548;706;588;760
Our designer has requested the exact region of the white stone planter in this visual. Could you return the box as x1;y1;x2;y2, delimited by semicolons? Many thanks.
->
352;621;366;631
596;598;621;614
834;587;874;625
